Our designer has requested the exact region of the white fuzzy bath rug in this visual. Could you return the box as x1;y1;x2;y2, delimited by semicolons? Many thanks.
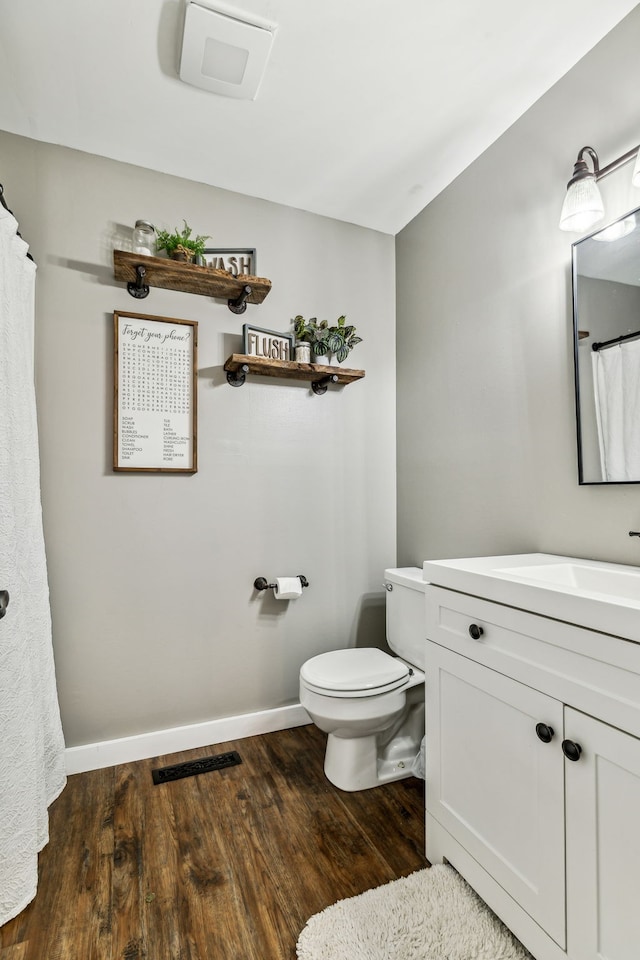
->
296;864;533;960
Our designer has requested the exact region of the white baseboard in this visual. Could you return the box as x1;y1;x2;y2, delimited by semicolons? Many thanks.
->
64;703;312;775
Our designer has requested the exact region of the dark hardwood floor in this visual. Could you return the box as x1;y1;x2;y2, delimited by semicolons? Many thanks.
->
0;724;427;959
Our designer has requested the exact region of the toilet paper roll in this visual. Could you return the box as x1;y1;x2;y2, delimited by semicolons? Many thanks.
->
273;577;303;600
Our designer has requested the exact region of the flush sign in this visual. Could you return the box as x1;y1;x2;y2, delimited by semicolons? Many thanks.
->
243;324;293;362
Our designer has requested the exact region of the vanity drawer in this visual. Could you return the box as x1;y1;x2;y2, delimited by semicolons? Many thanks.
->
425;585;640;739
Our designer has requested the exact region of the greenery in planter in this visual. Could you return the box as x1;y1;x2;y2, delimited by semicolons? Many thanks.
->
327;314;363;362
294;315;320;344
293;315;329;358
156;221;210;260
293;314;362;363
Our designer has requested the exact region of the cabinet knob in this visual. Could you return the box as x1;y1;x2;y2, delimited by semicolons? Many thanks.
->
468;623;484;640
562;739;582;762
535;722;554;743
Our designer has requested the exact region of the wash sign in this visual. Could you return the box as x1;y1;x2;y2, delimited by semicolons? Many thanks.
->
202;248;256;277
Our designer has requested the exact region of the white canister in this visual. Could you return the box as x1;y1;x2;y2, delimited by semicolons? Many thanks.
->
295;342;311;362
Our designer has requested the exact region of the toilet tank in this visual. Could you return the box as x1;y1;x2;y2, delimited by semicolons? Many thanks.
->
384;567;426;669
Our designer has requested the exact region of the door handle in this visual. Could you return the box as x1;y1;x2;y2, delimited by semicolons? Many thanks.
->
562;739;582;762
535;722;555;743
0;590;9;619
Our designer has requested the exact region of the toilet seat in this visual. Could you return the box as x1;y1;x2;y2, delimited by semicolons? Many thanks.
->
300;648;410;699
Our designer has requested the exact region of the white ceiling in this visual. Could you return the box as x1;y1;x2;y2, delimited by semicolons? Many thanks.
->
0;0;637;235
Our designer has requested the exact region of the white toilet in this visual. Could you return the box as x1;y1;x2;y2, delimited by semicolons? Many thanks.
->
299;567;426;791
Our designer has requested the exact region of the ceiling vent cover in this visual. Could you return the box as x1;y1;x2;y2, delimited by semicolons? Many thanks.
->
179;0;276;100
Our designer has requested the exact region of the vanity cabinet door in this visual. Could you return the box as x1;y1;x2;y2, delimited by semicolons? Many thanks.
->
565;708;640;960
426;643;566;947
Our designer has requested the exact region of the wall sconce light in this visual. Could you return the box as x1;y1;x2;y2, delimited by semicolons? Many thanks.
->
559;143;640;232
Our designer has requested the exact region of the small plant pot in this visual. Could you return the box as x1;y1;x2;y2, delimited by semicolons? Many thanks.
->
295;342;311;363
171;250;195;263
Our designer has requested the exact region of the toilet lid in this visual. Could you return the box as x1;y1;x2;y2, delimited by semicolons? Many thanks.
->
300;648;409;694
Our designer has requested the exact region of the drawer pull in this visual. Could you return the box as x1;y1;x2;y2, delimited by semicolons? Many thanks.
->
535;722;554;743
468;623;484;640
562;739;582;762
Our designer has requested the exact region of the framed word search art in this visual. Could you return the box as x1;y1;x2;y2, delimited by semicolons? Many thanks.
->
113;311;198;473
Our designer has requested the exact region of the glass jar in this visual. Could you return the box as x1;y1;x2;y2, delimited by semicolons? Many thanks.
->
295;342;311;363
132;220;156;257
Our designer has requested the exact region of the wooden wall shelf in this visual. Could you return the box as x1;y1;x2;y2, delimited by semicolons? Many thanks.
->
113;250;272;312
224;355;365;395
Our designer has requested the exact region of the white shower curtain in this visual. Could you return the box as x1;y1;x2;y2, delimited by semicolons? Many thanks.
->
0;205;66;925
592;340;640;481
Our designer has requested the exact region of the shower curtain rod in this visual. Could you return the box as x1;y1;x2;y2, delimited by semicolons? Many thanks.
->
592;330;640;352
0;183;35;262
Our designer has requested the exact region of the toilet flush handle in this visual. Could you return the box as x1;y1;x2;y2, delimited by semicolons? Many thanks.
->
383;582;393;591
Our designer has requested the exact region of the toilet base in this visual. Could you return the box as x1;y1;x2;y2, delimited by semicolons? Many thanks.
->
324;729;421;792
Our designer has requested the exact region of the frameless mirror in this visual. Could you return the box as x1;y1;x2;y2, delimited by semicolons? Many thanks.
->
572;204;640;483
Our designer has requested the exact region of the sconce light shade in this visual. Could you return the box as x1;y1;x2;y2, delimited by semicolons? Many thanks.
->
559;147;604;233
559;177;604;232
179;0;276;101
560;142;640;233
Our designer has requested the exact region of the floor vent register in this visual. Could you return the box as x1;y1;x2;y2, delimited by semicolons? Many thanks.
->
152;751;242;785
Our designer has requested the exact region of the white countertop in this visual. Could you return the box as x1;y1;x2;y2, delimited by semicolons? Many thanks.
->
423;553;640;644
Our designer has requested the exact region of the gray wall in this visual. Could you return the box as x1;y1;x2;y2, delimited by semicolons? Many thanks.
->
396;7;640;567
0;133;396;747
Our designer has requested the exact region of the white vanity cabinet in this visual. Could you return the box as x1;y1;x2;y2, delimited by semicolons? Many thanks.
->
564;709;640;960
424;579;640;960
427;643;566;948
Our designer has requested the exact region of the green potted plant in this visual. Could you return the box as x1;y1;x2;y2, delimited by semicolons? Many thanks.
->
156;220;210;262
293;314;362;364
293;315;314;345
293;315;326;362
326;315;363;363
312;321;332;361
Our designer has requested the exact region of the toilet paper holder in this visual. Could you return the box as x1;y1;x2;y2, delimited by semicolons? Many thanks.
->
254;575;309;591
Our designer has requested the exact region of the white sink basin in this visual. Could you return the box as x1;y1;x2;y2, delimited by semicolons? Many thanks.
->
423;553;640;643
495;561;640;602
